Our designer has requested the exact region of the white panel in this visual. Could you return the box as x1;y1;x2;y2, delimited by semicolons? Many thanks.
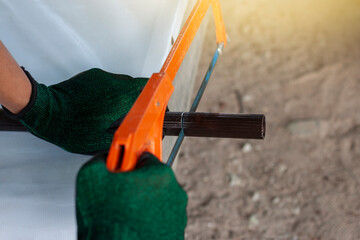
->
0;132;88;239
0;0;190;239
0;0;188;82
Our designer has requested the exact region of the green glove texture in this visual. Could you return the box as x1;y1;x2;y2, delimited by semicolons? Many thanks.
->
3;68;148;154
76;152;188;240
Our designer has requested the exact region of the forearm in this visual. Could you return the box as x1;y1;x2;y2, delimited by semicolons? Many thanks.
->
0;40;31;114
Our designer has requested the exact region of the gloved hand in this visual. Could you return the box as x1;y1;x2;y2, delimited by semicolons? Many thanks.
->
2;68;148;154
76;152;188;240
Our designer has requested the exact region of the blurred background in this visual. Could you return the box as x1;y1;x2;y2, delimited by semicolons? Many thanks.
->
176;0;360;239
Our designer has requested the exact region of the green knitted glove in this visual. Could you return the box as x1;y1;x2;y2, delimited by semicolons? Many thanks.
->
2;68;148;154
76;152;188;240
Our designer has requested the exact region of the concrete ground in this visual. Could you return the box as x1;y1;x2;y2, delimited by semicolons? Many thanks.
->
176;0;360;239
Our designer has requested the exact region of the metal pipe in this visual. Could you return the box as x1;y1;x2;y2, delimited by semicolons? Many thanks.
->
164;112;265;139
0;110;26;131
0;110;265;139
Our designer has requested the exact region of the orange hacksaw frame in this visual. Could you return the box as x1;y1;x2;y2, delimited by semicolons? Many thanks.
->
106;0;227;172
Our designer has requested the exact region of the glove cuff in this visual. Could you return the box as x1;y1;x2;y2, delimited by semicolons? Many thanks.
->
2;67;38;120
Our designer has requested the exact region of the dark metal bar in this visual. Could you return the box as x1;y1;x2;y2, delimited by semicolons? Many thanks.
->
0;109;265;139
164;112;265;139
0;110;26;131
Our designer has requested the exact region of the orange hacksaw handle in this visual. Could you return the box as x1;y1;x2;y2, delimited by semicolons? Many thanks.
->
106;0;227;172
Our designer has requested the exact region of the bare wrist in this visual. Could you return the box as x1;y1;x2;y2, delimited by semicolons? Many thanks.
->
0;41;32;114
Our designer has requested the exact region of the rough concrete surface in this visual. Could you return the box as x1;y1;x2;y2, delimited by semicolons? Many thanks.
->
176;0;360;239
